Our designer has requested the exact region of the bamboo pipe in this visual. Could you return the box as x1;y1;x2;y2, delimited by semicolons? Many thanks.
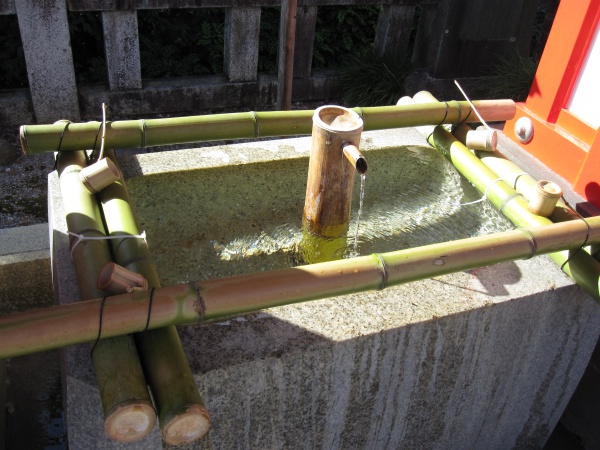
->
98;150;210;446
301;106;363;263
19;101;515;155
303;106;364;236
343;143;368;175
476;156;578;223
56;151;156;442
411;92;600;300
1;216;599;360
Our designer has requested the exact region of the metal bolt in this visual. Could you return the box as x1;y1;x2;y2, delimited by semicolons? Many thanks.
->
514;117;534;144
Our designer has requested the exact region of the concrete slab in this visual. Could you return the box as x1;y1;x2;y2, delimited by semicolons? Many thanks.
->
50;129;600;449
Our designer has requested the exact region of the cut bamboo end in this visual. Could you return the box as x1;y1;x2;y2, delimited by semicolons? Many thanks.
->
105;401;156;443
313;105;363;134
396;96;414;106
528;180;563;217
80;158;120;193
161;405;211;446
98;262;149;294
342;143;367;174
466;129;497;151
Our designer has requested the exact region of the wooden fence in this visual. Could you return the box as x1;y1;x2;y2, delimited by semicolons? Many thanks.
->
0;0;549;125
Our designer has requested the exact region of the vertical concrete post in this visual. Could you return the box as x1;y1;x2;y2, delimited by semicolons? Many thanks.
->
224;7;261;82
15;0;80;123
102;10;142;91
374;4;416;62
293;5;317;79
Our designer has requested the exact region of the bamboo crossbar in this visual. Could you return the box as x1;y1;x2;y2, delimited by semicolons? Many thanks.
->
409;91;600;300
0;217;598;360
19;100;515;154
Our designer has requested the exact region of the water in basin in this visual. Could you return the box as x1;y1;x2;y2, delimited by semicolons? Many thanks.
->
123;139;513;286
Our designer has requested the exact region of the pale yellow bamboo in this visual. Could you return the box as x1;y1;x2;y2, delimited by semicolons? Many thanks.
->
302;106;363;262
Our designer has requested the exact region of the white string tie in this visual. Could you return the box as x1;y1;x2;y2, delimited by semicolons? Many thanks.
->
69;231;147;257
461;178;504;206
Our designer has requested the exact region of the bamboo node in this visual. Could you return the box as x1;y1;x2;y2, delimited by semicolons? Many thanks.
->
499;192;525;214
519;228;538;259
373;253;388;290
250;111;259;137
190;282;206;321
512;172;529;190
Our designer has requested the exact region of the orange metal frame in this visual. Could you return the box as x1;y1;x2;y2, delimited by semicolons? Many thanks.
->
504;0;600;208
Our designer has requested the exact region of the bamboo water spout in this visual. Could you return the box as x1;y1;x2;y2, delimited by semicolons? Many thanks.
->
301;106;364;263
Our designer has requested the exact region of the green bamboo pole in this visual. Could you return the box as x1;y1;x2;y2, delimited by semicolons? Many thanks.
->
0;215;599;360
476;155;579;223
19;101;515;155
97;150;210;446
407;89;579;225
411;91;600;300
56;151;156;442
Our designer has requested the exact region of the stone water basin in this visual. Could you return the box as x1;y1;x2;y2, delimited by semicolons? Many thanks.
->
55;127;600;449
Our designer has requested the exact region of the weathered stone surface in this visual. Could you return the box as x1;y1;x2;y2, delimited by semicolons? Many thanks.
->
224;7;261;82
15;0;80;122
102;10;142;91
374;4;416;61
293;5;317;79
77;70;338;119
0;223;52;312
0;138;20;166
0;223;63;448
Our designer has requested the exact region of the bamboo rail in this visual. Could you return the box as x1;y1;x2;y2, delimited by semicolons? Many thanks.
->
0;216;598;360
411;91;600;300
98;150;210;445
19;101;515;154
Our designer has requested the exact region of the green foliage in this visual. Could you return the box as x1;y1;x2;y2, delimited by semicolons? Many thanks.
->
68;12;107;84
313;5;380;68
0;6;381;88
470;52;538;102
258;8;280;72
138;9;224;78
336;49;411;106
0;15;28;89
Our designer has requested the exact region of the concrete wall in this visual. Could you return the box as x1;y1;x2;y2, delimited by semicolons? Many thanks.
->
46;129;600;449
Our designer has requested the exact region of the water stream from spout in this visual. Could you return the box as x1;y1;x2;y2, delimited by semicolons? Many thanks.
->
352;173;367;255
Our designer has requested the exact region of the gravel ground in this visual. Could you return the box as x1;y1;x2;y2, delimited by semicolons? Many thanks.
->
0;126;54;229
